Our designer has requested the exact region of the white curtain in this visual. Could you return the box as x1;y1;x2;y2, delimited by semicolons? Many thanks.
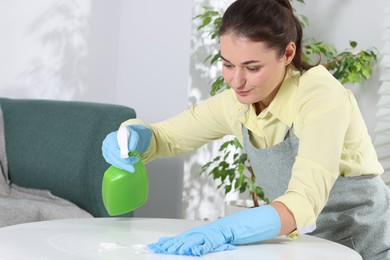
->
375;2;390;186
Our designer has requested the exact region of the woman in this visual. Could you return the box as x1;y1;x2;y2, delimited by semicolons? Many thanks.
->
102;0;390;258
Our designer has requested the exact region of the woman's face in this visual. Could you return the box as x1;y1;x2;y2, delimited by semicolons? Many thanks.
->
220;33;294;109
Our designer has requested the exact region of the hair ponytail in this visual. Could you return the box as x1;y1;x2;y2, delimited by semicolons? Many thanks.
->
276;0;312;71
274;0;293;12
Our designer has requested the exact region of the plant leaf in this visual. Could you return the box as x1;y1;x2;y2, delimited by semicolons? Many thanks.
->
350;41;357;48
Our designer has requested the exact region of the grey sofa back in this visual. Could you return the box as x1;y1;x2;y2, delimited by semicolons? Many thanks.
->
0;98;136;217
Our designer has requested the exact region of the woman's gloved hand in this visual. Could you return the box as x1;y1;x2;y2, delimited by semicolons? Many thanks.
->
102;124;152;173
148;205;281;256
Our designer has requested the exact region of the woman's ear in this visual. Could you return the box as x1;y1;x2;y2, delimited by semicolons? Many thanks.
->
284;42;296;66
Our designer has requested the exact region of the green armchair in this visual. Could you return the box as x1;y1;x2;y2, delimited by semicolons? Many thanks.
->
0;97;136;223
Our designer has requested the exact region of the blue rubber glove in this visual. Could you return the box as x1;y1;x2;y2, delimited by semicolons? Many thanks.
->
147;205;281;256
102;124;152;173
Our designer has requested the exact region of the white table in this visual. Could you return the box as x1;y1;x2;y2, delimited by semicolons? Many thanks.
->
0;218;362;260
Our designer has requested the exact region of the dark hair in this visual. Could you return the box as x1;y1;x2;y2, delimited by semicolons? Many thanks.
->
218;0;313;72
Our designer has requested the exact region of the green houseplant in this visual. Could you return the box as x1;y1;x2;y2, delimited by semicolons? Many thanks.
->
195;0;378;208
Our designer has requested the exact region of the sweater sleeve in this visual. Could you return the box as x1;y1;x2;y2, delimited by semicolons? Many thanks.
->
120;90;240;163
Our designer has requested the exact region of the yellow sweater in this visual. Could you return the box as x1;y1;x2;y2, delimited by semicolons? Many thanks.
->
121;65;383;233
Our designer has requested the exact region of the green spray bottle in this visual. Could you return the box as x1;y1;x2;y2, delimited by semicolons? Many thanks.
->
102;127;148;216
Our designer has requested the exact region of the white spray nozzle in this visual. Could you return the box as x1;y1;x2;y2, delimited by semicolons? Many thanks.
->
117;127;130;158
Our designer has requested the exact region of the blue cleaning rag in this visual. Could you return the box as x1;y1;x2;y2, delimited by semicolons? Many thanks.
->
147;242;235;257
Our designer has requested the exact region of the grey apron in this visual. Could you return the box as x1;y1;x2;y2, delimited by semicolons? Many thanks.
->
243;126;390;260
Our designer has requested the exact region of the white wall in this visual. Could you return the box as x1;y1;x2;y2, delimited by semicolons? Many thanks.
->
0;0;193;219
0;0;92;99
115;1;193;219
